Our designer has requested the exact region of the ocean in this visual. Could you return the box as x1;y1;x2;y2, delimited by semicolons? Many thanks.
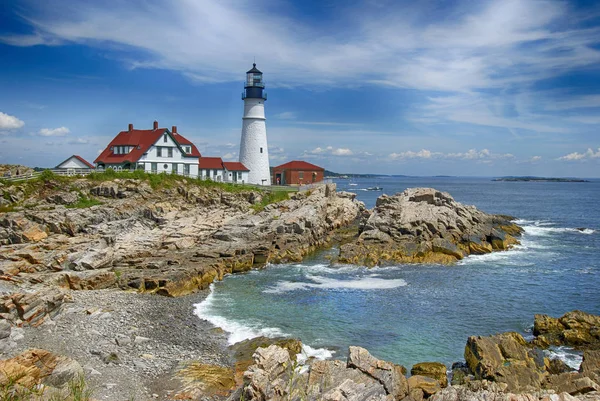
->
195;176;600;369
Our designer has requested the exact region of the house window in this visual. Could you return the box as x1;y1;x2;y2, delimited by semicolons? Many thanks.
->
172;163;178;174
163;164;168;170
156;147;162;157
185;146;191;154
213;169;218;176
168;148;173;157
151;163;157;173
260;147;263;153
163;134;167;143
184;164;190;176
238;172;242;179
299;171;304;179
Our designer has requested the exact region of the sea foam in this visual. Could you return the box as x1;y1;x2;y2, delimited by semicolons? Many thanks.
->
263;274;408;294
194;285;287;344
545;346;583;370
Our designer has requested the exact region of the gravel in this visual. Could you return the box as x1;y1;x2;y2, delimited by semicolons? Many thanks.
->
8;288;231;401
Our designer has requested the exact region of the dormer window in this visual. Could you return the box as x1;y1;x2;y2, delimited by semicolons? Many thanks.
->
185;146;191;154
163;134;167;143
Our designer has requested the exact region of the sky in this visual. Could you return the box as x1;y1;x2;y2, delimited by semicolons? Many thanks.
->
1;0;600;177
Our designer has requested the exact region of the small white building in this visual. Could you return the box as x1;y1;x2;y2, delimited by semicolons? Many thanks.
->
198;157;250;183
56;155;95;170
199;157;226;181
223;161;249;184
95;121;200;177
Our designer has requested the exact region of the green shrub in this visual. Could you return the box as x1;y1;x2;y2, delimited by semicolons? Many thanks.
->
251;190;290;212
66;195;102;209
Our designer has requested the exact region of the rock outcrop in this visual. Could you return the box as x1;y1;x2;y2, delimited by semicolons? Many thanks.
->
338;188;522;266
1;176;362;326
533;311;600;349
236;344;409;401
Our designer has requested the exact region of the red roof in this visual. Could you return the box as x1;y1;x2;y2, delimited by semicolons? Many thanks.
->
198;157;224;169
56;155;95;169
223;161;249;171
272;160;324;171
94;127;201;164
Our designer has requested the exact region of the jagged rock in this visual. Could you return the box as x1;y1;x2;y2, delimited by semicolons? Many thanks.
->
307;359;386;397
464;332;548;392
0;349;83;388
533;311;600;348
1;287;71;326
321;378;388;401
411;362;448;388
347;346;408;399
242;345;293;401
545;372;600;395
64;270;117;290
408;374;442;397
338;188;521;266
47;192;79;205
450;362;471;385
229;336;302;385
580;350;600;382
0;319;11;339
90;183;119;198
547;358;575;375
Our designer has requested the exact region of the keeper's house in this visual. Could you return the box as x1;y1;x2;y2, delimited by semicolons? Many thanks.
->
272;160;324;186
94;121;201;177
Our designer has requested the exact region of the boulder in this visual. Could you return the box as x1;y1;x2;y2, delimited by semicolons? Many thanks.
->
411;362;448;388
407;374;441;397
0;349;83;389
64;270;117;290
464;332;547;392
545;372;600;395
242;345;293;401
321;378;388;401
533;311;600;348
347;346;408;399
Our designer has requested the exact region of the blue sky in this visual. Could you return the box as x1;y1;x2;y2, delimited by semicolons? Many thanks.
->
1;0;600;176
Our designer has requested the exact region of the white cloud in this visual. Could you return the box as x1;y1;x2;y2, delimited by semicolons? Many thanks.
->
307;146;354;157
531;156;542;162
39;126;70;137
7;0;598;95
558;148;600;161
222;152;236;160
389;149;436;159
389;148;515;161
67;137;89;144
0;112;25;130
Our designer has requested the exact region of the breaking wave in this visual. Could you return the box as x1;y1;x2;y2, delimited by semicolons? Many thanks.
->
263;274;408;294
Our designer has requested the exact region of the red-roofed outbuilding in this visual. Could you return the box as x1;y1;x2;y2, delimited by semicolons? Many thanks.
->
94;121;201;177
272;160;325;185
198;157;249;183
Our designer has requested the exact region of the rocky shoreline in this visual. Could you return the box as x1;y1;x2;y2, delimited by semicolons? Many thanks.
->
5;171;589;400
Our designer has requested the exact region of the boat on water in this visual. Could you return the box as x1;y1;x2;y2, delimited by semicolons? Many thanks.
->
349;183;358;186
366;186;383;191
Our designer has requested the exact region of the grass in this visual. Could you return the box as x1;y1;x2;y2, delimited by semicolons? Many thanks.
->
0;374;93;401
65;195;102;209
251;190;290;212
0;205;16;213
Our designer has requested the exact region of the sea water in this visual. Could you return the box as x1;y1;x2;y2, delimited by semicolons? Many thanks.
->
195;177;600;368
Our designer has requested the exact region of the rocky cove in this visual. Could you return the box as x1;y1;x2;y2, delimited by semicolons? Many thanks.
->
0;171;598;400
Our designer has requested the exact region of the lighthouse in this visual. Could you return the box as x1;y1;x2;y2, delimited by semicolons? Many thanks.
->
239;63;271;185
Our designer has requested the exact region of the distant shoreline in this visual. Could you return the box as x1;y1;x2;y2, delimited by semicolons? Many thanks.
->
492;177;590;182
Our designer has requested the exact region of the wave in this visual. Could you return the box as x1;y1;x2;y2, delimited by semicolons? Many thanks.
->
515;219;596;236
297;344;335;364
263;274;408;294
194;286;287;344
545;346;582;370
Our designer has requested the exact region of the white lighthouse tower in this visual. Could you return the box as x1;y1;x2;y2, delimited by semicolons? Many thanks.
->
239;63;271;185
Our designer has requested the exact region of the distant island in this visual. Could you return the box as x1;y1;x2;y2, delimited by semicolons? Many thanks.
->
493;176;590;182
324;170;407;179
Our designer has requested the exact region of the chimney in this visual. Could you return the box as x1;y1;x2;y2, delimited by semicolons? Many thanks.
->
153;120;158;130
128;123;133;132
172;125;177;134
